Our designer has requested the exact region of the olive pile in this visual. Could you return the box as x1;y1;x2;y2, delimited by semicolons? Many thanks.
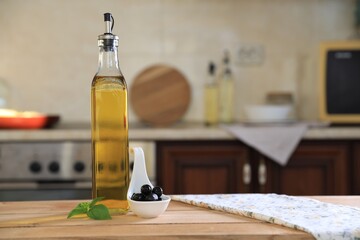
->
131;184;164;201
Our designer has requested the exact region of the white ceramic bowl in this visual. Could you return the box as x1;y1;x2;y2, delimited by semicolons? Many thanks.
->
128;195;171;218
244;104;292;122
128;147;171;218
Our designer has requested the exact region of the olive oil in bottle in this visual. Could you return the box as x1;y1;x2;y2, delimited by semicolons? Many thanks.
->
91;13;129;214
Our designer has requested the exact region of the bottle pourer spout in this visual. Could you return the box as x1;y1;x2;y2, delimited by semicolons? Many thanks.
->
98;13;118;47
104;12;114;34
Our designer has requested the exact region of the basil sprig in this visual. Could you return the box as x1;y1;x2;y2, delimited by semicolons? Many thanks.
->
67;197;111;220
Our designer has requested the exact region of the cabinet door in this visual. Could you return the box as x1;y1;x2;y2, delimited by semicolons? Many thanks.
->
156;141;251;194
352;142;360;194
261;141;350;195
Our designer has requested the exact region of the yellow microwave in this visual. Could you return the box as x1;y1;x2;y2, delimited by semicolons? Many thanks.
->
319;40;360;123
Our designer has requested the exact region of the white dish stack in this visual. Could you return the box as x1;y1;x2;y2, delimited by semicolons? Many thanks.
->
243;92;295;123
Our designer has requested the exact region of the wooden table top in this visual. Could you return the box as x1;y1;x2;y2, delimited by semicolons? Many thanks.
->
0;196;359;239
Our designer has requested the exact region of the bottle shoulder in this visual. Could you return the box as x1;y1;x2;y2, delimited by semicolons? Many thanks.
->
92;75;127;89
220;70;233;81
205;73;218;86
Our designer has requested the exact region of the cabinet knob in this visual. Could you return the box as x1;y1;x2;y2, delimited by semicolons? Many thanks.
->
258;158;267;186
243;163;251;185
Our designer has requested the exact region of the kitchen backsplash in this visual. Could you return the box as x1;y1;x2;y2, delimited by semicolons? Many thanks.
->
0;0;355;123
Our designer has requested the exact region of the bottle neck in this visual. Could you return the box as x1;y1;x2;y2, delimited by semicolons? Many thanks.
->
223;60;232;77
206;71;216;86
222;52;232;77
97;46;121;76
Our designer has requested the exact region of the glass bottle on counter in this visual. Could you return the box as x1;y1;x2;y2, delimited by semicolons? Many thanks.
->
218;51;234;123
91;13;129;214
204;62;219;126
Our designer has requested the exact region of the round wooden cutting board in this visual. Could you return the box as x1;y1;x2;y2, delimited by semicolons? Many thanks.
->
130;65;191;127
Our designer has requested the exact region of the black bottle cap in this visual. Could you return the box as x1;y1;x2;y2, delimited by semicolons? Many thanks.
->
223;50;230;64
209;62;216;75
104;13;112;21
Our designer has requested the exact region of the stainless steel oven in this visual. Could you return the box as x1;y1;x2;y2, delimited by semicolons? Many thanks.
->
0;141;155;201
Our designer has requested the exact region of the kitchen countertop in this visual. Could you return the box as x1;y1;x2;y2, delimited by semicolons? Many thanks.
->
0;196;359;239
1;122;360;141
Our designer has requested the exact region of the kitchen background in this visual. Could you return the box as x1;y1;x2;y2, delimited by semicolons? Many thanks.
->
0;0;356;124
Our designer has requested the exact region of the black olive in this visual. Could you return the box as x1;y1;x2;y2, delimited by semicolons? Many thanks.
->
141;184;153;195
152;186;163;197
144;193;159;201
131;193;145;201
131;184;165;202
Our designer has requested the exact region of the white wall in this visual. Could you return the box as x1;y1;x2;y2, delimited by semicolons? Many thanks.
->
0;0;356;124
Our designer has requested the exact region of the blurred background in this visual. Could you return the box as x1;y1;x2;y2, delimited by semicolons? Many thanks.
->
0;0;359;201
0;0;356;124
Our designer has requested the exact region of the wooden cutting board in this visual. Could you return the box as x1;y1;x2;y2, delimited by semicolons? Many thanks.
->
130;65;191;127
1;197;358;239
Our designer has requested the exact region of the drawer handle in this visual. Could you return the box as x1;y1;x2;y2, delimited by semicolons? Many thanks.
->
258;158;267;186
243;163;251;185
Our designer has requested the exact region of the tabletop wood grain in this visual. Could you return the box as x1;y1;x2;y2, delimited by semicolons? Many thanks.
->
0;196;359;239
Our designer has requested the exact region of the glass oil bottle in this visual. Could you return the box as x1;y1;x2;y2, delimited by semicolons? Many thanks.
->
204;62;219;126
219;51;234;123
91;13;129;214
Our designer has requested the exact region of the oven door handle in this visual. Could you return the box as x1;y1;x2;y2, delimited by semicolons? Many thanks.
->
0;182;38;190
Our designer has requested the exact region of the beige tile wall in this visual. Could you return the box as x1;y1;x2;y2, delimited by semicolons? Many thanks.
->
0;0;355;124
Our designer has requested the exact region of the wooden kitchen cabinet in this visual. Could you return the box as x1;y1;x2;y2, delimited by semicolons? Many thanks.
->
259;141;350;195
156;141;251;194
352;142;360;194
156;140;352;195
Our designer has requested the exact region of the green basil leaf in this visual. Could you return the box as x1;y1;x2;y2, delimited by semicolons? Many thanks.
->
68;198;111;220
87;204;112;220
89;197;105;208
78;202;90;211
67;206;88;219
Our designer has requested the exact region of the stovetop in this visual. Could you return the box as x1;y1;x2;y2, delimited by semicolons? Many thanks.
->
0;141;91;181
